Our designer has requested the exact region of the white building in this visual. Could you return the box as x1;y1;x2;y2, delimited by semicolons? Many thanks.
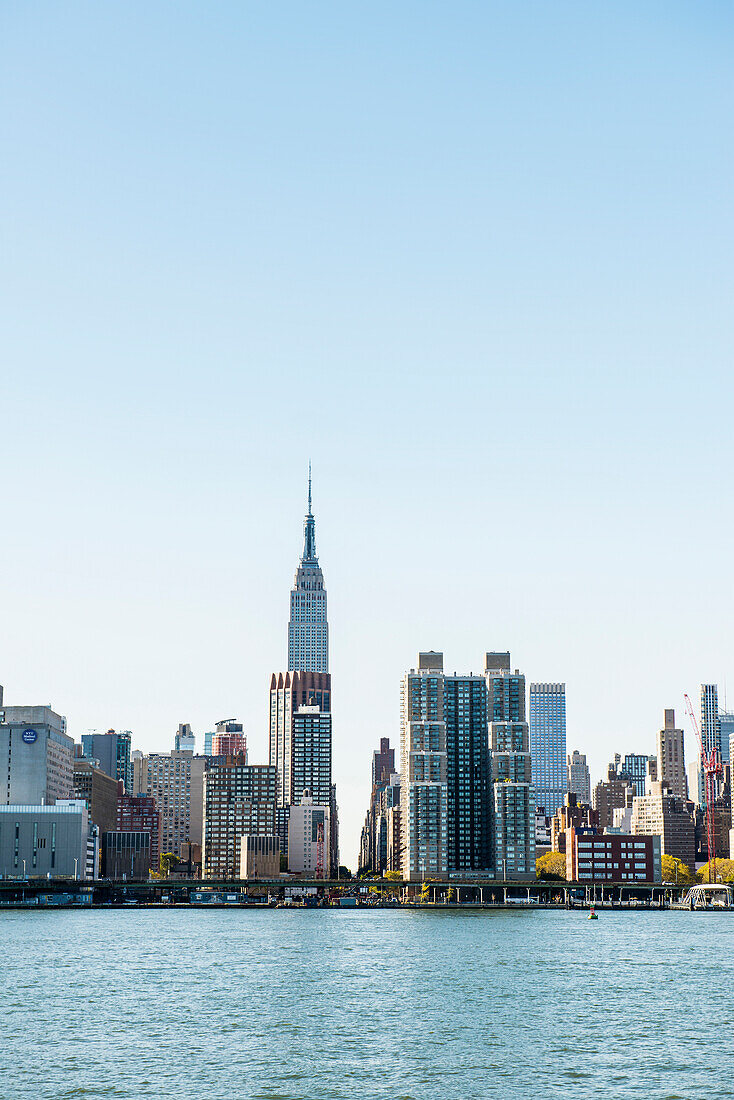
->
287;792;330;877
612;804;633;833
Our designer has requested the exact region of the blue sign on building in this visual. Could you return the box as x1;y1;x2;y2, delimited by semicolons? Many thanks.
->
22;729;38;744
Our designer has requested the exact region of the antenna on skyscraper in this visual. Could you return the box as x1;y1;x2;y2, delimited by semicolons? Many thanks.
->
308;461;312;515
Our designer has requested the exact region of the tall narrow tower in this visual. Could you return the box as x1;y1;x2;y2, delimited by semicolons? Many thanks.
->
288;468;329;673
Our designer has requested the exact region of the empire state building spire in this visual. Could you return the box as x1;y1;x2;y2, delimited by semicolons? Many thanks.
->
288;467;328;672
302;462;317;563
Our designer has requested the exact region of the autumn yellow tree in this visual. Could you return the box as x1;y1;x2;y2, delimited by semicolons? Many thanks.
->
697;858;734;883
661;855;695;884
536;851;566;880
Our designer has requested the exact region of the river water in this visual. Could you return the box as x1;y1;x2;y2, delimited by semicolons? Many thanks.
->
2;908;732;1099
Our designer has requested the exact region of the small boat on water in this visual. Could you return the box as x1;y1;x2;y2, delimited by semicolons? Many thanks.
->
588;907;598;920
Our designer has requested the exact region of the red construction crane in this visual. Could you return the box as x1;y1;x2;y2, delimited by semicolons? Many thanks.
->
683;693;723;882
315;821;324;880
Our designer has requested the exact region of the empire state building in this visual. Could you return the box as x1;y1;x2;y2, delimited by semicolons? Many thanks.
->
288;471;328;673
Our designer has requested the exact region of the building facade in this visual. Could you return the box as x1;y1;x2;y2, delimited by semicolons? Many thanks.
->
567;749;591;804
593;761;633;829
445;670;493;876
73;758;118;834
656;709;688;800
0;800;97;879
240;834;280;878
287;792;331;877
0;706;74;806
400;654;448;881
551;793;599;853
486;653;535;881
528;682;566;819
81;730;133;794
211;720;247;760
566;827;661;883
202;761;276;878
102;831;152;878
630;783;695;869
135;750;201;858
269;671;331;811
117;783;161;871
174;724;196;753
291;704;332;807
718;711;734;767
700;684;722;808
620;754;653;798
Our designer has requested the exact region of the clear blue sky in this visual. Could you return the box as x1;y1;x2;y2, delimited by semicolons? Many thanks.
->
2;3;733;864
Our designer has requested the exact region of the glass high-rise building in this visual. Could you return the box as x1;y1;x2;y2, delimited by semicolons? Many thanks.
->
528;683;566;818
620;753;651;798
444;671;492;875
81;729;133;795
718;711;733;767
699;684;721;808
288;471;328;674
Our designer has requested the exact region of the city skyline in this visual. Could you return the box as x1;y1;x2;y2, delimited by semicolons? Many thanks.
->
2;5;733;866
1;477;730;865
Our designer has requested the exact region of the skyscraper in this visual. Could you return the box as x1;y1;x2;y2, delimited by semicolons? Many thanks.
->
359;737;398;875
656;709;688;800
400;652;495;881
444;669;492;875
528;682;567;818
288;469;328;674
486;652;535;881
700;684;721;807
567;749;591;804
718;711;734;768
270;472;335;861
400;653;448;881
269;671;331;810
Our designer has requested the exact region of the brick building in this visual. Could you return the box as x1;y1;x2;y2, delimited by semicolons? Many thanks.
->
566;827;661;883
116;782;161;871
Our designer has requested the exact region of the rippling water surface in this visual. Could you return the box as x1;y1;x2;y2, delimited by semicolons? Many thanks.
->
2;908;733;1099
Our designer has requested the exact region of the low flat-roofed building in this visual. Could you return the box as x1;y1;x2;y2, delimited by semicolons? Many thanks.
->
0;800;98;879
566;827;661;883
239;834;280;878
102;831;152;879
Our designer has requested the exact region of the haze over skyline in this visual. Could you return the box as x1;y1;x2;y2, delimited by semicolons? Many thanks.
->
2;4;733;862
